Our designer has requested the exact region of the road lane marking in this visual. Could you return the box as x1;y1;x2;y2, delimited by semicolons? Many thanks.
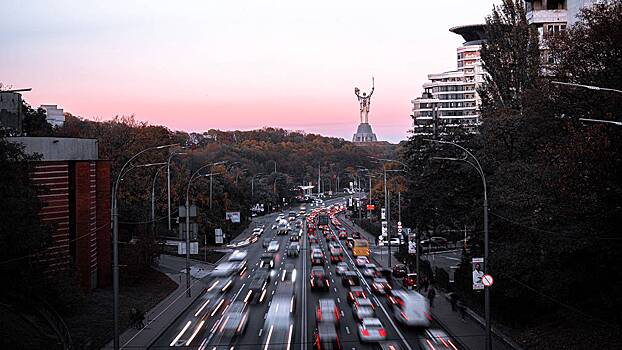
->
345;326;350;334
337;297;341;303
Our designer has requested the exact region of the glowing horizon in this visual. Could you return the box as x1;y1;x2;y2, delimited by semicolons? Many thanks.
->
1;0;499;143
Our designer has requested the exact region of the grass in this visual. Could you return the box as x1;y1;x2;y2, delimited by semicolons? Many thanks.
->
63;267;177;349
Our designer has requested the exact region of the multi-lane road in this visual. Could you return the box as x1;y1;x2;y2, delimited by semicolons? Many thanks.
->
151;197;458;349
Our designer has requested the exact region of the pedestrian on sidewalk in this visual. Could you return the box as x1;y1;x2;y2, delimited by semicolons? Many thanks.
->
427;287;436;307
129;307;138;329
457;300;467;321
449;292;458;312
421;275;429;292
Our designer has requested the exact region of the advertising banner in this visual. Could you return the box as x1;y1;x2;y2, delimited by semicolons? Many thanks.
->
226;211;241;223
472;257;485;290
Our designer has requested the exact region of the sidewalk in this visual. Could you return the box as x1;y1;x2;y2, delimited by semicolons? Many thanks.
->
102;258;221;349
338;215;516;350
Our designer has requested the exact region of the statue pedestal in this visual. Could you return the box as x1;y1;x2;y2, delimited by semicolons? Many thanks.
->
352;123;378;142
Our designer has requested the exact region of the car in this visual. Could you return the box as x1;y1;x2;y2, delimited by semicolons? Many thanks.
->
355;256;370;267
346;237;355;249
210;262;238;277
341;271;361;287
338;230;348;239
290;232;300;242
262;290;295;350
311;249;325;266
316;299;340;325
259;252;275;269
309;235;319;245
310;267;330;291
313;322;343;350
419;329;460;350
287;242;300;257
370;278;391;295
281;263;297;283
327;234;338;242
388;290;430;327
392;264;407;278
335;262;349;275
362;263;379;278
357;318;387;342
248;270;270;304
267;240;280;252
351;231;361;239
389;237;400;246
347;286;368;304
376;341;403;350
253;227;264;236
262;237;272;248
271;224;277;230
228;250;248;262
352;298;376;320
220;301;249;336
403;273;417;289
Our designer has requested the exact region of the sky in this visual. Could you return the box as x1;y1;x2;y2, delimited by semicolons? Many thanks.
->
1;0;499;143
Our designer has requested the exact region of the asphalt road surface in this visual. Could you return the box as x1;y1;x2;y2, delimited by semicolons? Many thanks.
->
150;197;457;349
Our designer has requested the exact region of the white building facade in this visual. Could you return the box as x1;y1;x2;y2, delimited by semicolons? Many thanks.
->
411;25;487;137
40;104;65;127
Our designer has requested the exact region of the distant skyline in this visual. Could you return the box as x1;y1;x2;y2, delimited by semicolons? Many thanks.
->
1;0;499;143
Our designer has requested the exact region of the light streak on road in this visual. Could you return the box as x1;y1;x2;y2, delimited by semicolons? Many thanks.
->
207;280;220;292
263;325;274;350
186;320;205;346
169;320;192;347
195;299;211;317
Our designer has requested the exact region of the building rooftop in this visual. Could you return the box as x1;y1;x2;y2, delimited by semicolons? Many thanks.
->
7;137;99;161
449;24;487;44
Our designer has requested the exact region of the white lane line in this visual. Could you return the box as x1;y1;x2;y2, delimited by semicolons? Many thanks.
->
334;287;337;292
337;297;341;303
258;328;263;337
345;326;350;334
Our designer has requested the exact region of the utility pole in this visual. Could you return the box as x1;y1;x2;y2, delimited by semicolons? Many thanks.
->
318;164;321;196
167;151;188;231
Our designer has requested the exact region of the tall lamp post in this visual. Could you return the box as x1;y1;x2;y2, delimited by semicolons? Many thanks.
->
184;161;225;297
167;151;188;231
151;164;168;234
424;138;490;350
111;143;178;350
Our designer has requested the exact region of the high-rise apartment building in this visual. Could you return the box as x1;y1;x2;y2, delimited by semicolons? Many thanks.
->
411;25;487;137
40;104;65;127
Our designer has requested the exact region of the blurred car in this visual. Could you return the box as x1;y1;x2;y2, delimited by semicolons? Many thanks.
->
355;256;369;267
377;268;393;283
282;263;297;283
370;278;391;295
262;237;272;248
329;246;343;263
335;262;349;275
267;240;280;252
419;329;460;350
341;271;361;287
389;237;400;246
248;270;270;304
253;227;264;236
338;229;348;239
310;266;330;291
362;263;379;278
316;299;340;325
221;301;249;336
313;322;343;350
351;231;361;239
311;249;325;266
403;273;417;289
309;235;319;245
346;237;355;249
352;298;376;320
228;250;247;262
210;262;237;277
290;232;300;241
357;318;387;342
287;242;300;257
388;290;430;327
262;290;295;350
376;341;403;350
327;234;338;242
392;264;407;278
259;252;275;269
347;286;367;304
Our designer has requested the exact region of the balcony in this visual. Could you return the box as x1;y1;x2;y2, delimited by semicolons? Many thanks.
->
526;9;567;24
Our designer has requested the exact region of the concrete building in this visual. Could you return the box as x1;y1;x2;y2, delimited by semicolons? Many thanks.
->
411;24;487;137
8;137;111;291
0;91;24;134
40;104;65;127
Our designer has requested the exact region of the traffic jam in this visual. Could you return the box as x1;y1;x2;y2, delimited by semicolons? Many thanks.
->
163;200;460;350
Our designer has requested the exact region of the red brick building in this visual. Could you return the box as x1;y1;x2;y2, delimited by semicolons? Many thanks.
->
9;137;111;291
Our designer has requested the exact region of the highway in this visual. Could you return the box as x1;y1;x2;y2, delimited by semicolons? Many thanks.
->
150;196;460;349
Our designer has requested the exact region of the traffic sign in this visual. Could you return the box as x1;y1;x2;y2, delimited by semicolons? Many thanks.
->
482;274;494;287
366;204;375;211
381;208;386;219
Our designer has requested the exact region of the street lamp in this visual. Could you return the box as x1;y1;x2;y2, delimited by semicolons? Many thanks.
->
370;157;408;268
424;138;491;350
151;164;168;234
184;161;225;297
551;81;622;94
112;143;178;350
168;151;189;231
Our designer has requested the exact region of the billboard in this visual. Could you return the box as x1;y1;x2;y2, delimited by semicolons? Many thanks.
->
472;257;484;290
226;211;241;223
381;221;388;236
215;228;224;244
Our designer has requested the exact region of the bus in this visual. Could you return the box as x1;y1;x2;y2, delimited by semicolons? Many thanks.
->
317;213;330;229
352;239;370;257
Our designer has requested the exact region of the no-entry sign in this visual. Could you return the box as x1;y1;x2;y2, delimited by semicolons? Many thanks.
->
482;274;494;287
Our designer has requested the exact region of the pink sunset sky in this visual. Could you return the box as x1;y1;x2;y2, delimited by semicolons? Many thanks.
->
2;0;499;143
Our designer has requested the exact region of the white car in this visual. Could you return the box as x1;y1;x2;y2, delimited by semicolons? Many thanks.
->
357;317;387;342
228;250;247;262
355;256;369;267
335;262;349;275
389;237;400;246
389;290;430;327
271;224;277;230
267;240;280;253
253;227;263;236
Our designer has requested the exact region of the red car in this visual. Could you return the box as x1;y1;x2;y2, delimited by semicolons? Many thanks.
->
403;273;417;289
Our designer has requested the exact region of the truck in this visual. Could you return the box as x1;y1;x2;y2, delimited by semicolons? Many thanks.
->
317;212;330;229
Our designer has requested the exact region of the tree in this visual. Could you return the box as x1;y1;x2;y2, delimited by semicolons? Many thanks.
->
21;102;53;136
